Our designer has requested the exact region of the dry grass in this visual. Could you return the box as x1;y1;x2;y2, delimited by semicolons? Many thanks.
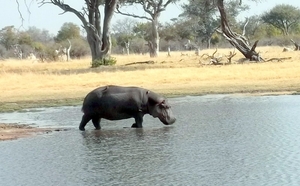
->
0;46;300;111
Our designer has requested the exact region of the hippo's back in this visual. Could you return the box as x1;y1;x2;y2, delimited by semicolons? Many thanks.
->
81;85;147;116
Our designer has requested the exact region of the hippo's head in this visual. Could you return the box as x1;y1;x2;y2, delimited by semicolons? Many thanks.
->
147;92;176;125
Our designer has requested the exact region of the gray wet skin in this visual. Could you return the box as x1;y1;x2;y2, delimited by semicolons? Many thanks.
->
79;85;176;131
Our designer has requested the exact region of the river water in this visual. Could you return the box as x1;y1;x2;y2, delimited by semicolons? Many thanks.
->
0;95;300;186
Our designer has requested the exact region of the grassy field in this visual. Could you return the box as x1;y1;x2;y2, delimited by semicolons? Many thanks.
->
1;46;300;112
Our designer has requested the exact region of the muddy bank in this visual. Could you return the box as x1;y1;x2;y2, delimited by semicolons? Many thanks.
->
0;123;54;141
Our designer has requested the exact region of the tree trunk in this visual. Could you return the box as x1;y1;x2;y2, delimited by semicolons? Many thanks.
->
85;0;115;67
66;39;71;61
167;46;171;57
216;0;263;61
125;41;130;55
149;16;159;58
49;0;117;67
207;37;211;49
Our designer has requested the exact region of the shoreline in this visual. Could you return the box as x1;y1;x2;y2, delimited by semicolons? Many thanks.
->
1;89;299;113
1;47;300;141
0;90;299;141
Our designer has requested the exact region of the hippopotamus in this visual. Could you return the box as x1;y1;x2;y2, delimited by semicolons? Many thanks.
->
79;85;176;131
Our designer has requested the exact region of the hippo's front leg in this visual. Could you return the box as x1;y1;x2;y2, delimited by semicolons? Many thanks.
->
132;114;144;128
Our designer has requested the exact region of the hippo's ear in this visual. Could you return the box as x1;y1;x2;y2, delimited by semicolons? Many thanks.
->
147;91;164;106
158;100;170;108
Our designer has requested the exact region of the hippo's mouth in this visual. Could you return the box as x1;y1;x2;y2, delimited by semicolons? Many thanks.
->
158;113;176;125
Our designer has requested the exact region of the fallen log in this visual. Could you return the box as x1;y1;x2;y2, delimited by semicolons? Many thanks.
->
265;57;292;62
125;60;155;66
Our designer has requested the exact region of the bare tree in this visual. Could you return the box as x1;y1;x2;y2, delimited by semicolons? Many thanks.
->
216;0;263;61
112;18;137;55
117;0;179;57
38;0;118;67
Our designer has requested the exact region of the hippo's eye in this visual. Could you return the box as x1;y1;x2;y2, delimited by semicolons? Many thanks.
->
159;104;170;109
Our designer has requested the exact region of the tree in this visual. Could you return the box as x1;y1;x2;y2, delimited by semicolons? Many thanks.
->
132;22;152;41
117;0;179;57
261;4;300;36
181;0;218;49
112;18;137;54
181;0;248;49
0;26;17;50
39;0;118;67
55;22;81;42
216;0;262;61
26;26;53;43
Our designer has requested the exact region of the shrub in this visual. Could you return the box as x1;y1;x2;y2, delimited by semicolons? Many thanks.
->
91;56;117;68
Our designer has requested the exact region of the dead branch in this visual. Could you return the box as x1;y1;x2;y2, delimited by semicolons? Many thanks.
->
265;57;292;62
212;48;218;58
242;18;249;36
216;0;263;62
201;53;211;58
125;60;155;66
116;8;152;21
225;49;236;64
181;53;190;56
16;0;25;28
200;48;224;65
290;39;300;51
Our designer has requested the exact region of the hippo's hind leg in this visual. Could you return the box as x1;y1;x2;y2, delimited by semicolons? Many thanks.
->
79;114;92;131
131;114;143;128
92;117;101;130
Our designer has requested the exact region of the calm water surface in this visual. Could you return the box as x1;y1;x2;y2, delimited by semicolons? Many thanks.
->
0;95;300;186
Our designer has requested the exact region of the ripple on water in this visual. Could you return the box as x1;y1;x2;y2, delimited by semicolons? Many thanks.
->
1;95;300;186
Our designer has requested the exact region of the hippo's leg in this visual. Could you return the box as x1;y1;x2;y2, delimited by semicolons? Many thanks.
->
131;114;143;128
92;117;101;130
79;114;92;131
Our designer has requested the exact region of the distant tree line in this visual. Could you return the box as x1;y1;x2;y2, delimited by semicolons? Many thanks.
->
6;1;300;64
0;23;89;61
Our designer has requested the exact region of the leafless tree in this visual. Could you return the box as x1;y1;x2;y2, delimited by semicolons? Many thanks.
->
216;0;263;61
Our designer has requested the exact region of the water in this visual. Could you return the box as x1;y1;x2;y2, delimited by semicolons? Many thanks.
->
1;95;300;186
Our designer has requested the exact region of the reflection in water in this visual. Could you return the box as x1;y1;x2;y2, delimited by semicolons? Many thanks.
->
0;95;300;186
80;127;175;185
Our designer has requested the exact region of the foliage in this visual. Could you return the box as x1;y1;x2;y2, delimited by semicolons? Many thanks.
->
55;22;81;42
132;22;152;41
18;32;33;46
129;37;148;54
112;18;137;48
117;0;180;57
39;0;117;66
181;0;248;48
160;22;179;42
69;38;90;59
261;4;300;35
91;56;117;68
26;26;53;43
0;26;17;50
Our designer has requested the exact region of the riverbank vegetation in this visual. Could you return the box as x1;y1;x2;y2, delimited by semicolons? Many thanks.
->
1;47;300;112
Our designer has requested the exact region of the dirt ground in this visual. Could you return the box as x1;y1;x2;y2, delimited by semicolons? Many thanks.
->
0;123;53;141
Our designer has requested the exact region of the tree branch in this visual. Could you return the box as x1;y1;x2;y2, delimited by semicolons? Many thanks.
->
116;5;152;21
16;0;25;27
242;17;249;36
39;0;87;27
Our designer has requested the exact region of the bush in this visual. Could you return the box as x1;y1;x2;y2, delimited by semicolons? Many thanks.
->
69;38;90;59
91;56;117;68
